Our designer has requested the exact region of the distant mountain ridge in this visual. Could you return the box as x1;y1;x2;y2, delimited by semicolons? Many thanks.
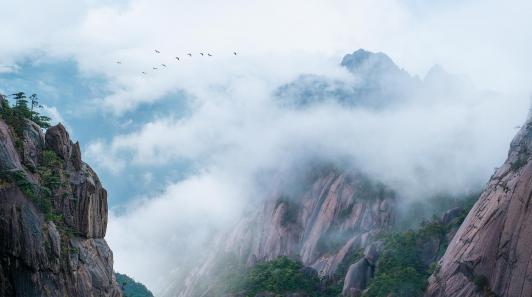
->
276;48;468;109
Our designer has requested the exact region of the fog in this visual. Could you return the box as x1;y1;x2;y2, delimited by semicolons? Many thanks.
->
1;0;531;294
104;53;529;292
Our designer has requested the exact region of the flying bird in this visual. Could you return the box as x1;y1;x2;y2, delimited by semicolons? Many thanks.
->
187;53;192;57
200;53;204;56
175;57;180;61
161;64;167;67
142;71;147;75
207;53;212;56
116;61;122;64
155;49;160;54
233;52;237;55
153;67;158;70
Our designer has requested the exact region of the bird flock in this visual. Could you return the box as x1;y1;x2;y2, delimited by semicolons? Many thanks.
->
116;49;238;75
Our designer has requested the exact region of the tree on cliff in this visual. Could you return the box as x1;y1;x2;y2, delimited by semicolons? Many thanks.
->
0;92;51;135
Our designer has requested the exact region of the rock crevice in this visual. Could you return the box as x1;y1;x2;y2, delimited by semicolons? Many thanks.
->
0;117;121;297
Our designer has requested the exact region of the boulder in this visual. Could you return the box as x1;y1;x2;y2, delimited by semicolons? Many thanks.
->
21;120;45;171
0;121;23;171
342;259;372;296
45;123;73;160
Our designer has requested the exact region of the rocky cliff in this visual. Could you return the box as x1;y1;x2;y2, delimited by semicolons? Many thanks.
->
168;168;396;297
164;49;490;297
426;113;532;297
0;99;121;296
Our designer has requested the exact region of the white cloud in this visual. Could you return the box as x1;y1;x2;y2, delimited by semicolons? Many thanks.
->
2;0;531;114
85;140;126;174
0;64;19;73
3;0;532;294
102;58;529;292
107;172;245;291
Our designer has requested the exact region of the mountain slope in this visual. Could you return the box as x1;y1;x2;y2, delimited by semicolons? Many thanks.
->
0;97;121;296
426;113;532;297
167;168;396;297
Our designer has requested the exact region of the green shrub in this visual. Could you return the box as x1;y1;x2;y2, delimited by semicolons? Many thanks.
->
0;92;51;138
0;150;63;222
510;157;527;172
276;196;299;227
231;256;320;296
473;275;489;291
363;231;427;297
364;267;426;297
116;273;154;297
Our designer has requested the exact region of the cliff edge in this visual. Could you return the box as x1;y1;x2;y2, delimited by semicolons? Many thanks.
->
426;113;532;297
0;97;121;297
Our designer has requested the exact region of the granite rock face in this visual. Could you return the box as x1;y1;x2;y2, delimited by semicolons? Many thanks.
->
0;118;121;297
426;114;532;297
170;170;395;297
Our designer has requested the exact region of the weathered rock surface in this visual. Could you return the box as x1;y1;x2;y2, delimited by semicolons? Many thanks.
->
170;170;395;297
0;120;23;172
0;119;121;297
426;114;532;297
342;259;372;296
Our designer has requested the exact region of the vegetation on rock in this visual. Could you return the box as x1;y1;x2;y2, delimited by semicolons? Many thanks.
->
116;273;154;297
229;256;320;297
1;92;51;137
362;194;478;297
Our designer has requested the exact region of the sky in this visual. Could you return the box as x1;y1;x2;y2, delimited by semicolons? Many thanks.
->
1;0;531;294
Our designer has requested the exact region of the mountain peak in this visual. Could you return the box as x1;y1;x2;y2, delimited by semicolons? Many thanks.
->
340;49;401;75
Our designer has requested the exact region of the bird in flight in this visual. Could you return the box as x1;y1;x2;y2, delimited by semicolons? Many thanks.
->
161;64;167;67
153;67;158;70
187;53;192;57
200;53;204;56
176;57;180;61
155;49;160;54
233;52;237;55
116;61;122;64
207;53;212;56
142;71;147;75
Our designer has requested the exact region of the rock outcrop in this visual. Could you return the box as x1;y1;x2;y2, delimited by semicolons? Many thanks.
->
0;115;121;296
169;169;396;297
426;114;532;297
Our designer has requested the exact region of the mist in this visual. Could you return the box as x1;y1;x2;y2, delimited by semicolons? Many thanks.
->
104;52;529;292
1;0;531;294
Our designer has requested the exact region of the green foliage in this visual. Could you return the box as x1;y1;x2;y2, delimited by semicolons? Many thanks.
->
230;256;320;296
510;157;527;171
363;231;427;297
363;194;480;297
0;92;51;139
276;197;299;227
37;150;64;222
0;170;39;200
0;150;63;222
473;275;488;291
38;150;63;190
116;273;154;297
364;267;426;297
